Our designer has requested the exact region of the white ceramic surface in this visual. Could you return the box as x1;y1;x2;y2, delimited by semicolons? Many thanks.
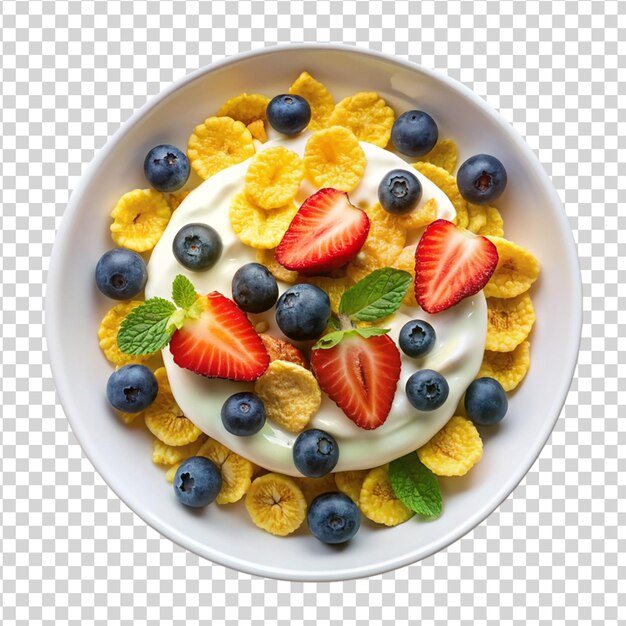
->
46;44;582;581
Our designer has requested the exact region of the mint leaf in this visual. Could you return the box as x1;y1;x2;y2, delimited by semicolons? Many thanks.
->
117;297;177;355
172;274;197;309
389;454;442;518
354;327;390;339
339;268;412;322
313;330;346;350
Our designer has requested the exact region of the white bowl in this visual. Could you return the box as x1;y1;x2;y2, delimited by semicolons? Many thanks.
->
46;44;581;581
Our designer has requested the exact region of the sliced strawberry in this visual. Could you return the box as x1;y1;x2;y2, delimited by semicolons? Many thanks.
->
169;292;269;381
310;333;401;430
275;187;370;275
415;219;498;314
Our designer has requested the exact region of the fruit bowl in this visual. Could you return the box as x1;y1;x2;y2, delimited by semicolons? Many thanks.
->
46;44;581;581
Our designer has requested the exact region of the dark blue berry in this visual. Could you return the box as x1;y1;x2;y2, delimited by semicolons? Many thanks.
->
378;169;423;215
275;284;330;341
399;320;436;358
266;94;311;135
106;364;158;413
307;492;360;544
456;154;507;205
172;223;223;271
95;248;148;300
173;456;222;508
221;392;266;436
143;144;190;192
293;429;339;478
231;263;279;313
391;110;438;157
406;369;449;411
464;377;508;425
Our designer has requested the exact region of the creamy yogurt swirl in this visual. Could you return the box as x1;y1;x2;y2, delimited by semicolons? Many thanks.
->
146;133;487;475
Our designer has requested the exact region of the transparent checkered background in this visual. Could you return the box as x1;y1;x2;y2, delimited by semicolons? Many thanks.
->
1;0;624;624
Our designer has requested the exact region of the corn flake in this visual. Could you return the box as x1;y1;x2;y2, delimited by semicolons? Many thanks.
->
288;71;335;130
466;202;488;233
98;301;153;366
152;435;207;466
304;275;354;314
217;93;270;125
484;237;540;299
420;139;458;173
393;197;438;232
247;119;267;143
255;248;298;284
359;465;414;526
486;293;535;352
391;244;417;306
477;205;504;237
335;470;368;504
259;334;309;369
295;474;337;505
478;341;531;391
167;190;190;211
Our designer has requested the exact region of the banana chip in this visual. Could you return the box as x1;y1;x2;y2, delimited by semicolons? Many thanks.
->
247;119;267;143
187;116;255;180
98;301;153;366
165;462;181;484
295;474;337;505
391;244;417;306
417;416;483;477
196;438;253;504
359;465;414;526
420;139;458;173
288;71;335;130
245;473;307;536
466;202;488;234
486;293;535;352
110;188;171;252
144;368;202;446
151;436;207;466
478;341;531;391
304;275;354;314
217;93;270;125
259;334;309;369
335;470;368;504
483;237;540;299
255;248;299;284
392;197;438;232
303;126;366;192
167;190;190;211
229;191;298;249
244;146;304;210
329;92;395;147
254;360;321;433
477;205;504;237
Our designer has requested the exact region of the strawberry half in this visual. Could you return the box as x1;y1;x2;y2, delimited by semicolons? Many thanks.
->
415;219;498;314
275;188;370;275
169;292;269;381
310;333;401;430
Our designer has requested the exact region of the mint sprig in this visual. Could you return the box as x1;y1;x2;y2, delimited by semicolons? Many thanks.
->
312;326;390;350
389;454;442;519
172;274;197;309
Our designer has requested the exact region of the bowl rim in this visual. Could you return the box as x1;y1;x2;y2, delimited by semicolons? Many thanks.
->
45;42;582;582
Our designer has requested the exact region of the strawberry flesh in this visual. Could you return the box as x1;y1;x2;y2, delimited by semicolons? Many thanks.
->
311;333;401;430
276;187;370;275
169;292;269;381
415;219;498;314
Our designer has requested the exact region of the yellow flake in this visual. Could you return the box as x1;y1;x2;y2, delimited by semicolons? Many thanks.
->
151;435;207;466
466;202;488;233
167;190;190;211
392;197;438;232
478;341;531;392
217;93;270;125
335;470;368;504
391;244;417;306
255;248;299;284
247;119;267;143
483;237;540;299
359;465;414;526
165;463;181;484
486;293;535;352
288;71;335;130
258;334;309;370
304;275;354;314
477;205;504;237
295;474;337;505
420;139;458;173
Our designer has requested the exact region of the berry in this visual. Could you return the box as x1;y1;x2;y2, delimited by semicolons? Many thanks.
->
266;94;311;135
415;219;499;313
169;291;270;381
378;169;423;215
275;188;370;275
399;319;436;358
221;392;266;436
275;284;330;341
173;456;222;508
231;263;279;313
95;248;148;300
307;492;361;544
456;154;507;205
391;110;438;157
106;364;158;413
143;144;190;192
464;377;508;425
293;428;339;478
311;333;401;430
172;223;223;272
406;369;449;411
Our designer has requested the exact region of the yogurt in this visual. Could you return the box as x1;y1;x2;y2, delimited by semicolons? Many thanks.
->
146;133;487;475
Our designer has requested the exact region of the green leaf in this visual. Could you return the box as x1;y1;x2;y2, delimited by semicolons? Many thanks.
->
389;454;442;518
327;315;342;331
172;274;198;309
339;268;412;322
353;327;390;339
117;297;177;355
312;330;346;350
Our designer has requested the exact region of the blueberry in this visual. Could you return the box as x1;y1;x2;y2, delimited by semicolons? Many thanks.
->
221;392;266;436
378;169;423;215
406;369;449;411
173;456;222;508
464;377;508;425
172;223;223;271
143;144;190;192
456;154;507;205
391;110;438;157
106;364;158;413
266;94;311;135
95;248;148;300
275;284;330;341
231;263;279;313
399;320;436;358
293;429;339;478
307;492;360;544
